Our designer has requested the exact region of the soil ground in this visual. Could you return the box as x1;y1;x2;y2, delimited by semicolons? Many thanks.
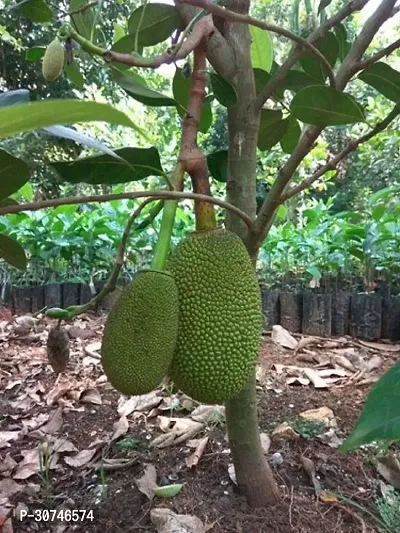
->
0;310;399;533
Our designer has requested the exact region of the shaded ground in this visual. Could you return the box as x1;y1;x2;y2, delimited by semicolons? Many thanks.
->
0;311;399;533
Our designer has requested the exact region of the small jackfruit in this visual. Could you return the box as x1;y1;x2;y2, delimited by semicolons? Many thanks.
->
101;270;178;396
42;39;65;81
168;228;262;404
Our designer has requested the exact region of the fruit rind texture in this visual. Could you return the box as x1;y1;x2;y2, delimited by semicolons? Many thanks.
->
168;228;262;404
101;270;179;396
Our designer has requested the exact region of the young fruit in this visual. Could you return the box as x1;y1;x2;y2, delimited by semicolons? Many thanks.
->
42;39;65;81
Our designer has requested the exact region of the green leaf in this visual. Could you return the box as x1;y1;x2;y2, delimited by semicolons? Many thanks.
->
0;234;27;270
280;116;301;153
25;46;45;61
70;0;95;40
257;110;288;151
318;0;333;14
153;484;183;498
291;86;366;126
359;62;400;103
172;68;212;133
334;23;350;61
340;362;400;452
0;100;137;140
207;150;228;182
64;61;85;89
13;182;33;201
112;69;176;107
209;73;237;107
0;89;30;107
113;22;125;43
300;32;339;82
372;205;386;221
18;0;53;23
250;26;273;72
50;147;164;184
283;69;323;91
128;3;182;47
0;149;30;200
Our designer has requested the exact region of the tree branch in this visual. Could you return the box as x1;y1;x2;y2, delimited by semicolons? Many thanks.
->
178;0;336;89
355;38;400;72
254;0;371;110
0;190;253;228
281;105;400;202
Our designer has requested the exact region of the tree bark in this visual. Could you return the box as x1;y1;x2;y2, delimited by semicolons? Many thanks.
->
224;0;279;507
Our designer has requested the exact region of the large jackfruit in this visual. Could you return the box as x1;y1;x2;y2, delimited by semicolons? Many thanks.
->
101;270;178;396
42;39;64;81
168;228;262;404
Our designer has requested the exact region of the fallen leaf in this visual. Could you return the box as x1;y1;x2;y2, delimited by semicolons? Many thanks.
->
358;340;400;352
46;380;75;406
228;463;237;485
0;454;17;476
287;376;310;386
365;355;382;372
303;368;329;388
295;337;318;353
50;438;78;454
64;448;97;468
111;416;129;441
0;479;23;498
153;484;183;498
271;325;297;349
299;407;337;427
376;455;400;489
84;341;101;357
135;464;157;501
152;417;205;448
150;508;206;533
41;407;63;435
185;437;209;468
260;433;271;454
301;456;321;496
118;391;161;417
272;423;300;442
320;491;337;502
79;388;102;405
0;431;20;449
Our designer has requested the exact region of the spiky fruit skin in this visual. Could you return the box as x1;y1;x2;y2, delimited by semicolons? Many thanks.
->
42;39;64;81
101;270;178;396
168;228;262;404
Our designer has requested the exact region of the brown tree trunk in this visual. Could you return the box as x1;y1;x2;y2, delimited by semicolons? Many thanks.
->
224;0;279;507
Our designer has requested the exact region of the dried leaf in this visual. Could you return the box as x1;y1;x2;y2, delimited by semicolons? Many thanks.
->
301;456;321;496
271;325;297;349
272;423;300;442
111;416;129;441
0;431;20;449
376;455;400;489
150;508;206;533
0;479;23;498
84;341;101;356
260;433;271;454
287;376;310;386
41;407;63;435
0;454;17;476
365;355;382;372
79;388;102;405
303;368;329;388
46;380;75;406
64;448;97;468
295;337;318;353
185;437;209;468
118;391;161;416
152;418;204;448
135;464;157;501
358;340;400;352
228;464;237;485
320;491;338;502
50;438;78;454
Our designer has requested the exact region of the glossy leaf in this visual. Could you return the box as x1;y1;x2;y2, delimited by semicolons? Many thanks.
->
359;62;400;103
70;0;95;40
0;149;30;200
283;69;323;91
0;234;27;270
25;46;45;61
0;89;30;107
209;73;237;107
112;69;176;107
113;23;125;43
250;26;273;72
18;0;53;23
300;32;339;82
128;4;182;47
280;117;301;153
334;23;351;61
258;110;288;151
291;86;365;126
0;100;137;140
42;125;123;160
64;61;85;89
173;68;212;134
50;147;164;184
340;362;400;452
207;150;228;182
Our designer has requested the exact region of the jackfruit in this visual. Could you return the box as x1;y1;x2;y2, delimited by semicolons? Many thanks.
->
42;39;65;81
168;228;262;404
101;270;178;396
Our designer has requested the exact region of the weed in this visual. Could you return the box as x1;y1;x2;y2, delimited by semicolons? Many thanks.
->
290;417;326;439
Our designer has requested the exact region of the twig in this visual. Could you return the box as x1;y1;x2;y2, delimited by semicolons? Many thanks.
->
355;38;400;71
0;189;254;228
178;0;336;89
281;105;400;202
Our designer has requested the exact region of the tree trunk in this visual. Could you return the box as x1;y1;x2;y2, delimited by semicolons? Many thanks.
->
224;0;279;507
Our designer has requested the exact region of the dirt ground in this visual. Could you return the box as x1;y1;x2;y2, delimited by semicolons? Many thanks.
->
0;310;399;533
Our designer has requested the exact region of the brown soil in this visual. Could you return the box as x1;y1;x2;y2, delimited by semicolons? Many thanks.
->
1;313;398;533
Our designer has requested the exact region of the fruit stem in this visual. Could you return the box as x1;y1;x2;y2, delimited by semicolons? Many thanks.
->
151;163;185;270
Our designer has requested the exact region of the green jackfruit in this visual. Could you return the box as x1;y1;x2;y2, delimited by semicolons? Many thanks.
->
168;228;262;404
42;39;64;81
101;270;178;396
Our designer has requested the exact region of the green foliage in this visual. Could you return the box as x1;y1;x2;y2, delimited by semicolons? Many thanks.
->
207;150;228;183
173;67;212;134
209;73;237;107
128;3;182;47
299;32;339;82
359;62;400;104
374;484;400;533
0;234;27;270
18;0;54;23
249;26;273;72
340;361;400;452
289;417;326;439
112;68;176;107
0;149;30;199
